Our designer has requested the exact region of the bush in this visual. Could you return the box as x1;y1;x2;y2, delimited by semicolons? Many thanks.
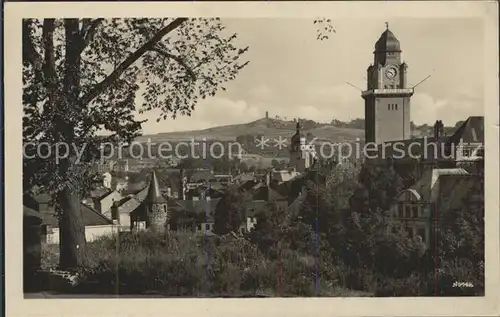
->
53;231;367;297
41;243;59;269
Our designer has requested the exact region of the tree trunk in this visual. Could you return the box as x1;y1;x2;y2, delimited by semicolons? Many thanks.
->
58;185;87;269
57;19;87;270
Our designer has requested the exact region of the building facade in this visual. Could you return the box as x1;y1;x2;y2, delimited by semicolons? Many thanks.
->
363;25;413;145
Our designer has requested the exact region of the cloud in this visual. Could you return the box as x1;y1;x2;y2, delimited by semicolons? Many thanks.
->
411;92;483;126
248;84;274;101
138;97;263;134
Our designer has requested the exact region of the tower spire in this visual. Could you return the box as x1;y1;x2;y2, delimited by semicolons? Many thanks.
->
385;22;389;30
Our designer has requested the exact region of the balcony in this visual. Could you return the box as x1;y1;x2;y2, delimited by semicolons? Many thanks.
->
362;88;414;97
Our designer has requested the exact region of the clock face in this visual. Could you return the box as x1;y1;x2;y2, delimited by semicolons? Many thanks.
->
385;67;397;79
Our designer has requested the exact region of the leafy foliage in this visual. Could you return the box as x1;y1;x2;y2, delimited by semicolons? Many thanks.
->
213;186;250;235
23;18;249;269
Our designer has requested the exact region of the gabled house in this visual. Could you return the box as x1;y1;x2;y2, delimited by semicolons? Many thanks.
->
86;188;123;215
444;116;484;162
169;198;221;235
250;182;288;211
32;203;117;245
370;116;484;166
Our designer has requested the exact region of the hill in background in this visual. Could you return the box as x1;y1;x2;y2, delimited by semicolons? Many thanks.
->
136;117;364;143
135;116;463;143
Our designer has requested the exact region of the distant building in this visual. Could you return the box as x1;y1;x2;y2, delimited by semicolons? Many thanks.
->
85;188;122;215
102;172;112;189
369;116;484;167
169;196;221;235
289;122;316;173
23;193;118;245
112;159;129;172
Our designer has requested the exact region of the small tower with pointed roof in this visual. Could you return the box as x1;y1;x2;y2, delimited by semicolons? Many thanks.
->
290;120;312;172
144;170;168;232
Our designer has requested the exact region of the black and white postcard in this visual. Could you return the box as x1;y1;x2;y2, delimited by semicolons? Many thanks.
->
4;1;500;317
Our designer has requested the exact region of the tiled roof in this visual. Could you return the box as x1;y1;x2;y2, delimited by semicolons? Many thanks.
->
23;206;42;219
245;200;267;217
32;193;51;204
437;174;478;211
81;204;114;226
144;171;168;204
251;183;286;202
272;170;300;183
405;168;469;202
189;170;215;183
89;187;112;200
171;198;222;222
134;185;149;202
376;136;450;162
104;196;142;218
172;198;221;215
233;173;256;183
239;180;259;192
40;203;113;228
447;116;484;145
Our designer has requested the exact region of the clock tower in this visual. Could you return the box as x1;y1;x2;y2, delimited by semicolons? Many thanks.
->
362;24;414;144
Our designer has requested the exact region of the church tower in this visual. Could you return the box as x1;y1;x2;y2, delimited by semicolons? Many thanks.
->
144;170;168;232
362;24;413;144
290;121;313;172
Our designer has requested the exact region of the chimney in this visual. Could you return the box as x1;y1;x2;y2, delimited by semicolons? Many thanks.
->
180;169;186;200
111;200;118;222
433;120;444;140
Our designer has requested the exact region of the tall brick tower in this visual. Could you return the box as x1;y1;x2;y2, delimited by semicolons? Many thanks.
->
144;170;168;232
362;24;414;144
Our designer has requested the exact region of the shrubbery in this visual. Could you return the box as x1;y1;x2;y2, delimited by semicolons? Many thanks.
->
63;230;370;297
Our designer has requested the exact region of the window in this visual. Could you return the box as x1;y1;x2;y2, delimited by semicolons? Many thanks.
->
462;147;473;157
388;104;391;110
405;205;411;218
398;207;404;218
412;205;419;218
205;223;211;230
197;224;202;231
417;228;426;243
395;104;398;110
407;228;413;238
163;205;167;213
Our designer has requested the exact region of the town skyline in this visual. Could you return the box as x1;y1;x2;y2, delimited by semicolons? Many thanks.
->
133;18;485;135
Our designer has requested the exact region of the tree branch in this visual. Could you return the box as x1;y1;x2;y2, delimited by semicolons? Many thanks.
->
151;45;196;80
42;19;58;91
23;19;43;71
80;18;104;52
80;18;188;106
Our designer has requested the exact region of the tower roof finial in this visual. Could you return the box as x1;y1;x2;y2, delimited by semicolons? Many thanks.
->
385;22;389;30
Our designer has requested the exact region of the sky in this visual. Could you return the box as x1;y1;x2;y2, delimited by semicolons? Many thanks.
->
136;17;485;134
